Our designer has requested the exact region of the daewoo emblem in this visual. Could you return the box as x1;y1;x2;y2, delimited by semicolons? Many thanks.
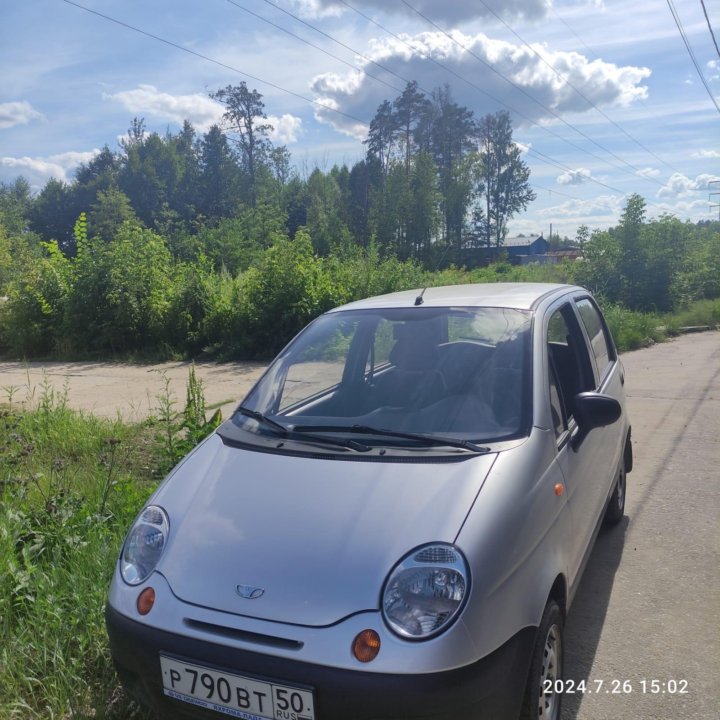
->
236;584;265;600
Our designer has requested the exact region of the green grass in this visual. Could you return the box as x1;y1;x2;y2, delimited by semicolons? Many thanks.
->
598;303;667;351
661;298;720;334
0;367;222;720
0;385;171;719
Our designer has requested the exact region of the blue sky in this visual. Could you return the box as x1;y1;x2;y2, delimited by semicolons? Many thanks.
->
1;0;719;237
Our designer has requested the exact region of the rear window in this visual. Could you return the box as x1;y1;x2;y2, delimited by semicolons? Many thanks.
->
575;298;613;381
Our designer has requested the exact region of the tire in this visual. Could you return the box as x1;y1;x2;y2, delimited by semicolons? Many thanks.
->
520;599;564;720
603;461;626;526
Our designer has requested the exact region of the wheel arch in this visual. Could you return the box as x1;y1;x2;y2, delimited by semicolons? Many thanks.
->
548;573;568;618
624;427;633;474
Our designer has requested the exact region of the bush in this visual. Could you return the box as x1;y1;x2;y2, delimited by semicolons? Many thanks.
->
221;230;344;358
598;302;666;351
0;240;71;356
65;223;174;354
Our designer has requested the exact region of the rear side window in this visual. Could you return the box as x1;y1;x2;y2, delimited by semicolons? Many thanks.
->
575;298;613;381
546;304;595;423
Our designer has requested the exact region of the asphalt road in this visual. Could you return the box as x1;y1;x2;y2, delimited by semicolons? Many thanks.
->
562;330;720;720
1;332;718;719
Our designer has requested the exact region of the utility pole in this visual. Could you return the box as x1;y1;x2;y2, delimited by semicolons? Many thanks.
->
710;179;720;220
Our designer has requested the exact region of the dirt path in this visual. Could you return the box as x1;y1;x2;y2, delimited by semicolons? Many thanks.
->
0;360;267;421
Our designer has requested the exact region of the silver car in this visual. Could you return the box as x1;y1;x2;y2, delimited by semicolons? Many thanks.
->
106;282;631;720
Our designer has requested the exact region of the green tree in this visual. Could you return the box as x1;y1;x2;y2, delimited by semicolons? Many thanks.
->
28;178;80;254
408;151;442;261
474;111;536;248
211;83;273;207
306;169;351;256
87;187;140;241
197;206;286;275
198;125;243;221
393;81;431;178
0;177;33;236
427;86;476;254
365;100;397;175
118;121;185;229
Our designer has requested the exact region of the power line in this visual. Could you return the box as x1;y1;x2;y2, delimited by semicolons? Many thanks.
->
225;0;405;96
398;0;670;183
62;0;370;129
547;5;599;60
474;0;681;176
336;0;671;196
252;0;436;99
700;0;720;61
665;0;720;114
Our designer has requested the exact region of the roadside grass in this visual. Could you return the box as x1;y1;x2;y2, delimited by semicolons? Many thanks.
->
660;298;720;334
0;369;219;720
601;298;720;352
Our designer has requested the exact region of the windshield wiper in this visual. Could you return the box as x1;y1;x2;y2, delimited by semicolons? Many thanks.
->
291;424;490;453
236;406;289;434
235;407;371;452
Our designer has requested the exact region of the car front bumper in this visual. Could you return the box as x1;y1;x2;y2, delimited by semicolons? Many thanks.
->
106;604;534;720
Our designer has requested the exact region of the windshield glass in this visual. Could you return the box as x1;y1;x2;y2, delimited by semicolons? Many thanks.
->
239;306;532;443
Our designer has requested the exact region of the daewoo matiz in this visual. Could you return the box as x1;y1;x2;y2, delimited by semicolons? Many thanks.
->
106;282;632;720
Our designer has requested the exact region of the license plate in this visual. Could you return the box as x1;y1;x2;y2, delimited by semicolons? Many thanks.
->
160;655;316;720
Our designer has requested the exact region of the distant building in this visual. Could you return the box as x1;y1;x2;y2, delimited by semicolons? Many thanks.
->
461;234;549;267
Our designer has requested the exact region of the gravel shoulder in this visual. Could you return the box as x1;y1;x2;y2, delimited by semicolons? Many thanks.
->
0;360;267;421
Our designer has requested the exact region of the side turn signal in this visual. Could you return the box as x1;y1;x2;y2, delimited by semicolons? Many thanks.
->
137;587;156;615
352;629;381;663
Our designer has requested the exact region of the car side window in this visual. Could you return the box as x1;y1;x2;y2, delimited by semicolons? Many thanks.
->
575;298;614;382
546;304;595;423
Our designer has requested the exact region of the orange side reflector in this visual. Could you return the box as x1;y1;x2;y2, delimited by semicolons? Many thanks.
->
137;587;156;615
554;483;565;496
352;629;381;663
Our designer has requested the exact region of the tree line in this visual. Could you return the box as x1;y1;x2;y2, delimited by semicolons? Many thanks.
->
3;81;534;269
0;81;718;360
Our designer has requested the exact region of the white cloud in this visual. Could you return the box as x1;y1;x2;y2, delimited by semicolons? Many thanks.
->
104;85;223;132
636;167;661;178
266;114;303;144
656;172;720;199
310;31;650;137
0;150;100;185
557;167;592;185
693;149;720;159
536;194;623;219
295;0;549;23
0;101;45;130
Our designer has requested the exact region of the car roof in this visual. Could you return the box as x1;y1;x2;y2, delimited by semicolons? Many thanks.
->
329;282;582;313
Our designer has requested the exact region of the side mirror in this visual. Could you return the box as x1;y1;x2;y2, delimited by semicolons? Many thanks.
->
573;392;622;433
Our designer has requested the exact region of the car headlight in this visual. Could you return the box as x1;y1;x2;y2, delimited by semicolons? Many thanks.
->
120;505;170;585
382;543;470;640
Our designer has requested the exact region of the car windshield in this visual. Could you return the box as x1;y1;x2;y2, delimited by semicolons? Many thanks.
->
238;306;532;444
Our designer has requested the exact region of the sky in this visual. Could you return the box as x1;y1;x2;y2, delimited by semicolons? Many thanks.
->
1;0;719;238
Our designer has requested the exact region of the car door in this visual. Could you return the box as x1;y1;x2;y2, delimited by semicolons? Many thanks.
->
573;294;627;507
545;298;616;590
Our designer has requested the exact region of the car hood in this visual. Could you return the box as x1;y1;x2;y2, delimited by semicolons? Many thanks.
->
154;434;496;627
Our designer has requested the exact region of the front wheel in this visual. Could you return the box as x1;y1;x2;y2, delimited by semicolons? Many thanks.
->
520;599;564;720
603;461;626;526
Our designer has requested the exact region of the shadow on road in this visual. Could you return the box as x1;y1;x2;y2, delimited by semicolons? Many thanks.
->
561;516;628;719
